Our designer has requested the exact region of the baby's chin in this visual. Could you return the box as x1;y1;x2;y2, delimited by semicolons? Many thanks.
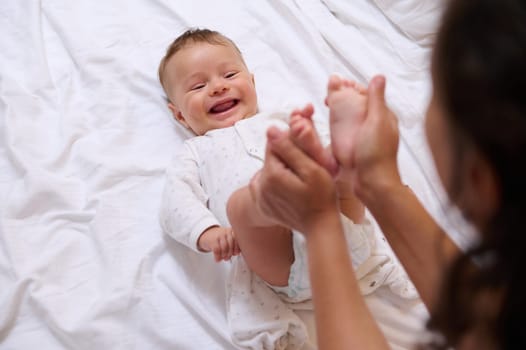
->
228;110;257;124
242;106;258;120
216;114;245;128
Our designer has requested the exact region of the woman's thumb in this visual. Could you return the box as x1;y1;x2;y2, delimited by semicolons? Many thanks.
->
367;75;387;119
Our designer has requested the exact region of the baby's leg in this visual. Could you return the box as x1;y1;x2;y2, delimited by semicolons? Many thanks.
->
289;106;338;176
289;106;365;223
227;187;293;287
325;75;368;168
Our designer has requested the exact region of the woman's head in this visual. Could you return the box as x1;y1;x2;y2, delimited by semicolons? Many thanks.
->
428;0;526;228
425;0;526;348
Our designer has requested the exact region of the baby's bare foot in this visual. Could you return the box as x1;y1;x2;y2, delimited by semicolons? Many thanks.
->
289;106;338;176
325;75;368;168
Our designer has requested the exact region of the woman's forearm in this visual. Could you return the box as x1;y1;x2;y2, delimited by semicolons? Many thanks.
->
361;181;460;310
305;210;390;350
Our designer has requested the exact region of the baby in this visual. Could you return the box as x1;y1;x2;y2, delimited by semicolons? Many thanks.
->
158;28;406;348
158;28;368;297
158;28;296;272
158;28;256;262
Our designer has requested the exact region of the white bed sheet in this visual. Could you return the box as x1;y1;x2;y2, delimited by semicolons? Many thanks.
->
0;0;472;349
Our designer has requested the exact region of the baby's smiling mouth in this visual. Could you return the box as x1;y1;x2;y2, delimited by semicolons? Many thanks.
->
209;99;239;114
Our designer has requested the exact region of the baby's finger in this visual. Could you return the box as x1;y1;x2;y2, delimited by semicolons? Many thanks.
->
233;242;241;256
226;231;235;259
218;236;229;260
230;230;241;256
213;245;222;262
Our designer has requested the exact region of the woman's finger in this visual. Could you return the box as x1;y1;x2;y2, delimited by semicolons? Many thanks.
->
367;75;387;124
262;128;304;188
266;126;326;182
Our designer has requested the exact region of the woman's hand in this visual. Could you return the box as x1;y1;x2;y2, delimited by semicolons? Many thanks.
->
250;115;391;350
248;75;401;235
346;76;402;202
249;127;340;235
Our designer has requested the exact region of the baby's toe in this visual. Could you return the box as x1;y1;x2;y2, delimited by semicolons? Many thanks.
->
342;79;367;95
327;74;343;93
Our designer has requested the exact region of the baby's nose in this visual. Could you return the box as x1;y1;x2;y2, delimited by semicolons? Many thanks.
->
210;80;228;95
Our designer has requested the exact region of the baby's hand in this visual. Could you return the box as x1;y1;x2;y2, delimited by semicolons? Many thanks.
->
198;226;241;262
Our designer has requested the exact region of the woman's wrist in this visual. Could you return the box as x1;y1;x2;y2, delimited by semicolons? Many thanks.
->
355;163;404;207
303;205;342;240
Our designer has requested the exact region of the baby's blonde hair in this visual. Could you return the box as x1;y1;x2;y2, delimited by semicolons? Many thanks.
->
158;28;244;95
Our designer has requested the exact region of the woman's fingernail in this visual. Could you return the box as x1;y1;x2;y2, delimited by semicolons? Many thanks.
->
373;75;385;89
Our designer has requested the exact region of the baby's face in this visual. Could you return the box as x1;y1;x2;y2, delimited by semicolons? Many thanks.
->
164;42;258;135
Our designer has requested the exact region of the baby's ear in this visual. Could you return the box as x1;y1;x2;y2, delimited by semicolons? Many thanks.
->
251;73;255;86
168;102;189;128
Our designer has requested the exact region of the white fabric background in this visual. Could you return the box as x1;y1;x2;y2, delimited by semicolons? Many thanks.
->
0;0;473;348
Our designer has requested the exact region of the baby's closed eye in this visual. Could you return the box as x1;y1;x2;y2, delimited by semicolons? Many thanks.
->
190;82;205;91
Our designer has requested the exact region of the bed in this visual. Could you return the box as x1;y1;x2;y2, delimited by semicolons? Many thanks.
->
0;0;474;349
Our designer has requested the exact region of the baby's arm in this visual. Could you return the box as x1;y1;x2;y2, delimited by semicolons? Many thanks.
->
197;226;240;262
160;143;235;260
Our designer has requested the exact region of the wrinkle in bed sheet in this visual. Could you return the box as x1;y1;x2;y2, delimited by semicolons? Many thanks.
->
0;0;465;349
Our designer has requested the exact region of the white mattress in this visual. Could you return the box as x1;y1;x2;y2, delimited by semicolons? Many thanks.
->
0;0;473;348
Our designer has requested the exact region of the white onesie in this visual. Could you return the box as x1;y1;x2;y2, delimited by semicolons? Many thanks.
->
160;111;282;251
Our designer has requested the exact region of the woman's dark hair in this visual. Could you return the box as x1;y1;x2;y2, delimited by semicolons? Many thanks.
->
428;0;526;348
